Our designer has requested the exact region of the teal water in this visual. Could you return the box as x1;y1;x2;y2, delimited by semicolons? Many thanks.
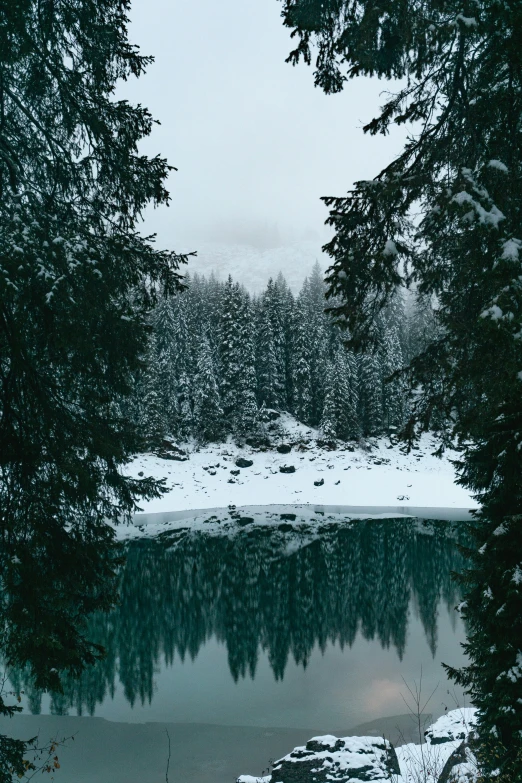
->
11;515;469;731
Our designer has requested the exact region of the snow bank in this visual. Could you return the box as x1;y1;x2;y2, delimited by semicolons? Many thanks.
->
121;421;475;522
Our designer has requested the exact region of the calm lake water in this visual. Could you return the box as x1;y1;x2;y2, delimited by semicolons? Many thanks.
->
12;513;469;731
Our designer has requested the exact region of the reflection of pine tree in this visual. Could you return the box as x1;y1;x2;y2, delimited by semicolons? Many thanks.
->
12;520;469;714
411;523;456;657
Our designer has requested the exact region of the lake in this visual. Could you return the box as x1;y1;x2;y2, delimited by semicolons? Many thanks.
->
3;510;471;782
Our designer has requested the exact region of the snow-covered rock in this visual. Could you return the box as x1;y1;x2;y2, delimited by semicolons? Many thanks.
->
237;710;478;783
252;735;399;783
425;709;477;745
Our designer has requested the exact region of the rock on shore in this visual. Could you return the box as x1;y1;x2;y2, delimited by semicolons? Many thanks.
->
237;708;478;783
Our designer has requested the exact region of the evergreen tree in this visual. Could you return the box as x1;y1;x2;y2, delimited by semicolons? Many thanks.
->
360;354;383;436
0;2;188;774
235;293;259;437
307;265;330;423
170;292;193;440
141;338;168;448
345;350;360;427
206;272;223;336
175;370;193;441
256;280;286;409
193;336;223;443
279;0;522;768
380;324;405;432
219;277;258;436
219;276;243;423
320;347;359;440
291;287;314;424
151;296;178;433
274;273;295;408
408;292;441;362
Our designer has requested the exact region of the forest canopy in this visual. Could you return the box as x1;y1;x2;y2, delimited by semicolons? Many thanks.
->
133;267;432;447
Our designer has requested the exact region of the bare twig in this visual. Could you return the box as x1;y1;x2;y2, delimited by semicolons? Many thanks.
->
165;729;171;783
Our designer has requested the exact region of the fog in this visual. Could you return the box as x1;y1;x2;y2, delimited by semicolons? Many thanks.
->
119;0;409;256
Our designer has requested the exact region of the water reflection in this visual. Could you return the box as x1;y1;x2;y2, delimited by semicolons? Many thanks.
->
12;517;467;717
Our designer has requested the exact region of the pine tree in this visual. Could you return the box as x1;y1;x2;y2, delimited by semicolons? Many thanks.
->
193;336;223;443
320;347;359;440
408;292;441;362
265;278;287;408
141;338;168;448
294;269;330;424
380;324;405;432
291;288;314;424
274;273;295;408
175;370;193;441
219;277;258;437
279;0;522;766
360;354;383;437
171;292;193;440
346;350;360;427
0;1;189;774
235;292;259;437
256;280;286;410
307;265;330;423
151;296;178;433
219;276;243;423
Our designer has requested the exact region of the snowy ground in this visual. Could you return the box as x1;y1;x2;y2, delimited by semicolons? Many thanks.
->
122;415;476;520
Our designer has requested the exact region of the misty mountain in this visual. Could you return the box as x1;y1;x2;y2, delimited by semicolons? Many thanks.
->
179;240;330;293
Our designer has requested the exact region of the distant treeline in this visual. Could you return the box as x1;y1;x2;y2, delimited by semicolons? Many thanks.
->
129;264;439;446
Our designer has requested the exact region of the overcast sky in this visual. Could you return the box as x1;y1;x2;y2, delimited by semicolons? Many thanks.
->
119;0;408;252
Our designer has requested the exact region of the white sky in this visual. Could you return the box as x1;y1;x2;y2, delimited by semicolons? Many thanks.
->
119;0;408;252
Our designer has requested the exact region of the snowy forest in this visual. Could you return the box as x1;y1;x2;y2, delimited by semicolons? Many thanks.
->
135;263;438;447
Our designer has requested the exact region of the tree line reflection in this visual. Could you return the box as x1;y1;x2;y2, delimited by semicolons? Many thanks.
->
11;518;467;716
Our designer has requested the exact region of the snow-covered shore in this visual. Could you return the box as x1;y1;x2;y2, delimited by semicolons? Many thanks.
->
123;417;475;519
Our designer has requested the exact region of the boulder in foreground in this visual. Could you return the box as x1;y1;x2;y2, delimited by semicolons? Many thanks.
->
238;709;478;783
238;735;399;783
